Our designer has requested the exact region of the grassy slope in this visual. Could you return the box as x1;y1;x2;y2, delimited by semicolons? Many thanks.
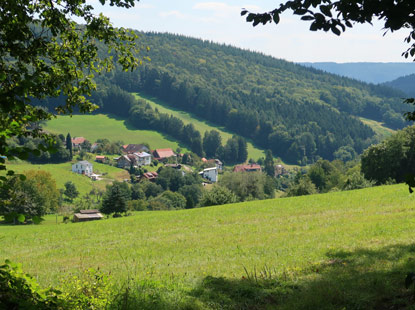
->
4;161;129;195
2;184;415;308
359;117;396;139
135;93;266;161
44;114;190;153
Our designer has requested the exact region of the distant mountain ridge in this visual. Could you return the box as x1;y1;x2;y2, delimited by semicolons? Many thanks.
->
383;74;415;97
300;62;415;84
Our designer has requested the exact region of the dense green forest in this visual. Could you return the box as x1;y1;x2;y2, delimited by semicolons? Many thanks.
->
40;32;410;164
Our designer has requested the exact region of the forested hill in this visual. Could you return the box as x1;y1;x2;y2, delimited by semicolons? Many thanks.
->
383;74;415;97
96;33;408;164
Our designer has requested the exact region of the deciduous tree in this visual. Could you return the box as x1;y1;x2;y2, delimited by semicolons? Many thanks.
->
63;181;79;202
0;171;59;223
0;0;145;176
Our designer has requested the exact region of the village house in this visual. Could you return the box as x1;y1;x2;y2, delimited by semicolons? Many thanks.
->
136;152;152;166
95;155;106;163
73;209;103;222
116;152;152;168
72;137;86;150
122;144;149;154
202;158;224;171
115;154;136;169
72;160;93;176
233;163;262;173
199;166;218;183
153;148;176;162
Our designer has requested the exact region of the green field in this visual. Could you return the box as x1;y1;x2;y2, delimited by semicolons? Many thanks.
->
44;114;190;153
359;117;396;139
135;93;266;161
2;184;415;308
4;161;129;195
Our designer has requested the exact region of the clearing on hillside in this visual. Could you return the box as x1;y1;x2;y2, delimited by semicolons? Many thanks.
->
44;114;190;153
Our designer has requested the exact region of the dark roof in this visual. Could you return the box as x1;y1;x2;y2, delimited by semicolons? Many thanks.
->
77;160;92;166
79;209;100;214
123;144;149;153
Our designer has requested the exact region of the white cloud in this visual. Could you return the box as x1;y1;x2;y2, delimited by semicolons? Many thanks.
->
159;10;187;19
193;2;239;18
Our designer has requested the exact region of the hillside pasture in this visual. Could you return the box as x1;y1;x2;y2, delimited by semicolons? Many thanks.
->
2;184;415;309
44;114;190;153
3;161;129;195
360;117;396;139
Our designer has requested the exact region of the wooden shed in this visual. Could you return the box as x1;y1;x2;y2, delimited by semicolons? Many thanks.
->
73;209;103;222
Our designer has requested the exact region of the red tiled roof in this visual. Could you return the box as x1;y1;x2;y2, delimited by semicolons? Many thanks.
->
95;156;105;159
153;148;175;159
233;164;262;173
72;137;86;145
143;171;158;180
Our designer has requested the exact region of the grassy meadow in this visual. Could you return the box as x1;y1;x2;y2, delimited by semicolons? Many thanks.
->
2;184;415;309
3;160;129;195
44;114;190;153
359;117;396;139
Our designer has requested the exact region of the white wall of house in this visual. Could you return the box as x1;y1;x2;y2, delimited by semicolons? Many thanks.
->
136;152;152;166
72;161;93;176
202;167;218;183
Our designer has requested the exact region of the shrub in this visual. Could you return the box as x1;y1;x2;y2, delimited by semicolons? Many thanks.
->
0;260;64;309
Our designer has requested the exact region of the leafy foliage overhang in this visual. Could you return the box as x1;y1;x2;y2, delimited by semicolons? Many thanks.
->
0;0;145;176
242;0;415;59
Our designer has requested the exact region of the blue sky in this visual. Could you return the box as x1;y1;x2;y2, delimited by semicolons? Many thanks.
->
93;0;412;63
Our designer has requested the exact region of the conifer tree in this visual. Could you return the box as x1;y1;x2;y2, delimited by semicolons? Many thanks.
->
66;133;73;160
101;183;128;215
264;150;275;177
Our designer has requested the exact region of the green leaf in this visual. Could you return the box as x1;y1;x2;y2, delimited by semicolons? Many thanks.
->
301;15;314;21
320;5;332;17
273;13;280;24
17;214;25;223
310;22;319;31
331;26;341;36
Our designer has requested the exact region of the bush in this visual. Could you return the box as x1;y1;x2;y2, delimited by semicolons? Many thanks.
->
128;199;149;211
0;260;64;309
199;185;238;207
151;191;186;210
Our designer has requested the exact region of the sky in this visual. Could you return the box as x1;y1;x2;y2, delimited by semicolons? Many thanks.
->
93;0;413;63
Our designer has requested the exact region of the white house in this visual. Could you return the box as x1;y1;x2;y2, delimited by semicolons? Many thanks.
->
199;167;218;183
135;152;152;166
72;160;93;176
